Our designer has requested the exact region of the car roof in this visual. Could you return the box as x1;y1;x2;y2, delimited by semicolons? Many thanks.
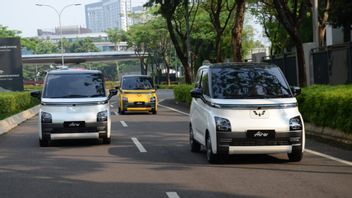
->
122;75;151;78
198;62;277;70
47;69;102;75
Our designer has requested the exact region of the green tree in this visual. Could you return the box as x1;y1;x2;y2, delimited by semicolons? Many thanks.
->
69;38;100;53
0;25;19;37
106;28;128;51
329;0;352;42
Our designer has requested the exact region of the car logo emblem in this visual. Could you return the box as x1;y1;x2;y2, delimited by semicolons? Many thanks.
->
253;110;266;117
254;131;269;137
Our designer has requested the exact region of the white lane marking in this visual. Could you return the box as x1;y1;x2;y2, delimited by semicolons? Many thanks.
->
159;103;352;167
131;137;147;153
305;149;352;166
113;111;118;115
158;104;189;116
120;121;128;127
166;192;180;198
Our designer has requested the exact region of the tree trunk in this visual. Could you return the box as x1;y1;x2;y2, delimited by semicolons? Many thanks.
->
232;0;245;62
319;25;326;47
215;33;222;62
295;39;307;87
163;56;171;86
165;18;192;84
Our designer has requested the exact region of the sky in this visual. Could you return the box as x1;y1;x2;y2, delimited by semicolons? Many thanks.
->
0;0;147;37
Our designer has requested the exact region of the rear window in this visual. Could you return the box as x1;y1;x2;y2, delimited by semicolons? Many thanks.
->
211;66;292;99
122;76;154;90
43;73;106;98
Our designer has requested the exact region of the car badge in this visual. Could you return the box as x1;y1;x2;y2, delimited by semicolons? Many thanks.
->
254;131;269;137
253;110;266;117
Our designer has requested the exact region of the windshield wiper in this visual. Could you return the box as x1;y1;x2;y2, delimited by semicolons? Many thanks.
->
61;94;89;98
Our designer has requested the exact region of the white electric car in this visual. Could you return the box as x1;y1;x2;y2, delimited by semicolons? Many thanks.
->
31;69;117;147
189;63;305;163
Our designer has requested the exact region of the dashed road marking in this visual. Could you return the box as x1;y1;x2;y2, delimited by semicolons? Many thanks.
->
131;137;147;153
120;121;128;127
158;104;189;116
166;192;180;198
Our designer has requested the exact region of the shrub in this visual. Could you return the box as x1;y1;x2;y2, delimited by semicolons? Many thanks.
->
0;92;40;120
173;84;194;105
297;85;352;134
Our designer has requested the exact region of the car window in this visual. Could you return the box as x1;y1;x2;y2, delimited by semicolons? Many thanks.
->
122;76;154;90
211;66;291;99
201;69;210;96
43;73;106;98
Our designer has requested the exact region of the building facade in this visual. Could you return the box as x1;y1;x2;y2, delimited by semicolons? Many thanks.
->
85;0;131;32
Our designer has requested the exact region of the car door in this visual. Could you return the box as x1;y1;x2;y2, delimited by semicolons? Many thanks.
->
191;69;210;144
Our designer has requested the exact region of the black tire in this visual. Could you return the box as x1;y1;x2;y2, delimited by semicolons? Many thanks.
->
39;139;49;147
288;151;303;162
189;124;201;152
206;135;218;163
102;137;111;144
152;110;157;115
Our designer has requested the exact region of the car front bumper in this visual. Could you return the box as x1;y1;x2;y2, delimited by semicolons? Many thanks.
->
216;131;302;154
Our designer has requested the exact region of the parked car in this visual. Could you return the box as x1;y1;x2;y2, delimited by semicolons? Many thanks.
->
189;63;305;163
117;75;158;114
31;69;117;147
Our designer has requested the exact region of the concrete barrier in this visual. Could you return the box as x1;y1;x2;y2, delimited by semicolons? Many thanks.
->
0;105;40;135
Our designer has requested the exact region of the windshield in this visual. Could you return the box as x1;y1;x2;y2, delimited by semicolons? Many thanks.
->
43;73;106;98
122;76;154;90
211;66;292;99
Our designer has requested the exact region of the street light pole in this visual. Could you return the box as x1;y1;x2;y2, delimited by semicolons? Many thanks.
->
36;3;81;66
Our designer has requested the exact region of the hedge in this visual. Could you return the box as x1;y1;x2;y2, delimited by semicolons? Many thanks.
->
0;92;40;120
173;84;352;134
297;85;352;134
173;84;194;105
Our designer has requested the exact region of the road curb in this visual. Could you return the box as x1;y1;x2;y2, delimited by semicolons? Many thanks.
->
305;123;352;146
0;105;40;136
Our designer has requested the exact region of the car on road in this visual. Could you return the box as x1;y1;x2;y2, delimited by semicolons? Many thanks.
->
31;69;117;147
117;75;158;114
189;63;305;163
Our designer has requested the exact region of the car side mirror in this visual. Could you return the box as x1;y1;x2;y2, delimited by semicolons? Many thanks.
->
108;89;118;100
190;88;202;98
30;90;41;99
291;86;301;97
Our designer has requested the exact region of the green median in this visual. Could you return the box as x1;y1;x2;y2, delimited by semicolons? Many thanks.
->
0;92;40;120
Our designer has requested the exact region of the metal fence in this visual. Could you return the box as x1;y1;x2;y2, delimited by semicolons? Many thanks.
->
263;53;299;86
311;42;352;85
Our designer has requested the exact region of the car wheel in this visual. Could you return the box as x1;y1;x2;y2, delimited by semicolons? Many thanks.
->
288;150;303;162
206;135;218;163
189;124;201;152
39;139;49;147
102;137;111;144
152;110;157;114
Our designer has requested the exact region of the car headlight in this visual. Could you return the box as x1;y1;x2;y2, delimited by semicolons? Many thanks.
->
150;97;156;102
215;117;231;132
122;97;128;102
97;110;108;122
41;111;52;123
289;116;302;131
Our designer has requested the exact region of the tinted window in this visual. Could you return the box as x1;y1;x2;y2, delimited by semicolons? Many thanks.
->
201;69;210;96
43;73;105;98
211;66;291;99
122;76;154;90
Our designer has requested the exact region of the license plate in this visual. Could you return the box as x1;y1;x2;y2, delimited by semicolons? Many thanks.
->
247;130;275;139
64;121;85;128
135;102;145;105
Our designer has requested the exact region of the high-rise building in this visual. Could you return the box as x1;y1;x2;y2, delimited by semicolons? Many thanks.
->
85;0;131;32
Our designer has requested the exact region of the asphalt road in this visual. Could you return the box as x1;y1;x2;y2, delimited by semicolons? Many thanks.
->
0;89;351;198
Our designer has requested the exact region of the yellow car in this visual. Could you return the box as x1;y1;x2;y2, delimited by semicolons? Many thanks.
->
118;75;158;114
